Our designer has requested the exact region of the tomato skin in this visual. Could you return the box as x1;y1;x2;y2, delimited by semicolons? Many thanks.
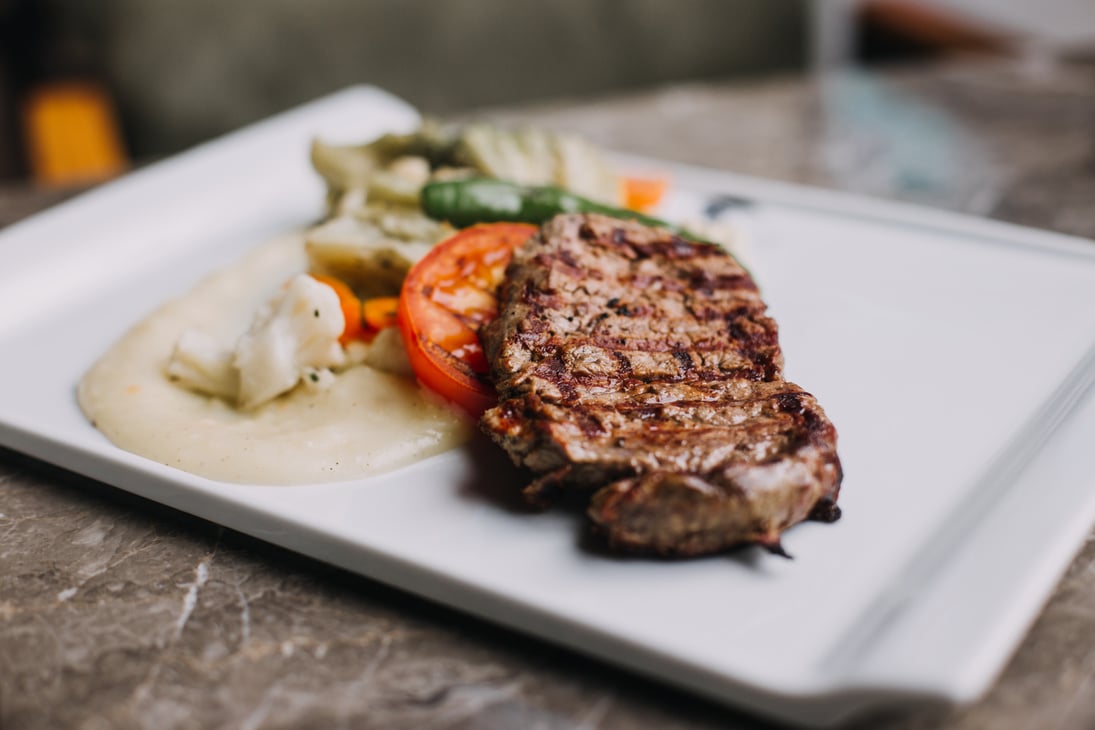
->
400;332;498;417
398;223;538;416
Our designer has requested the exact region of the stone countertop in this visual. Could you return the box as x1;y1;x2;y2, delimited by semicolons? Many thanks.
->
3;58;1095;730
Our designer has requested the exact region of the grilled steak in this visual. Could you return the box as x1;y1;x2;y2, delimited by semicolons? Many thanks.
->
480;213;842;557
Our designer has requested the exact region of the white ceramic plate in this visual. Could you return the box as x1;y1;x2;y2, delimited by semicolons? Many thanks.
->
2;87;1094;728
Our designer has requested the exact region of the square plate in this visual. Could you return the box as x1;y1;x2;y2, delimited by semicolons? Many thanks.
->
2;86;1094;727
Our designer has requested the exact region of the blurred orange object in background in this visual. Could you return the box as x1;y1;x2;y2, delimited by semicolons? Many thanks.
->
22;81;127;187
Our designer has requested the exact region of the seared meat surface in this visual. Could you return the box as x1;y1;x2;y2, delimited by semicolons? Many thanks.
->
480;214;842;556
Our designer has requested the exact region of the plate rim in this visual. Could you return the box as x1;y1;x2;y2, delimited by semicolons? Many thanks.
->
2;84;1094;728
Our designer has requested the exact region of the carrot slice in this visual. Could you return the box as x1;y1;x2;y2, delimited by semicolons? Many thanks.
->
310;274;369;344
622;176;668;213
362;296;400;331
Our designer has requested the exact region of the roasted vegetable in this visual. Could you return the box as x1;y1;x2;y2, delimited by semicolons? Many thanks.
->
306;231;429;299
362;296;400;331
305;207;451;299
366;156;432;206
310;274;370;345
455;125;619;205
310;121;458;211
312;121;625;212
420;178;693;236
622;176;668;213
397;223;539;415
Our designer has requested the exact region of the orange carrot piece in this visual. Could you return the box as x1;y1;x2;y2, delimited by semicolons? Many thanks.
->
363;296;400;331
310;274;368;344
622;176;669;213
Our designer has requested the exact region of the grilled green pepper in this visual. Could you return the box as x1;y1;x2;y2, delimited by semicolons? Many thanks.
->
420;178;695;237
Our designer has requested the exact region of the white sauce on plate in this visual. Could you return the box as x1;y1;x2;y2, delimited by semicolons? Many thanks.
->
77;233;472;484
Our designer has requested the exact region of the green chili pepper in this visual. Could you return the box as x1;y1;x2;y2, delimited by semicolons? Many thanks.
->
420;178;697;238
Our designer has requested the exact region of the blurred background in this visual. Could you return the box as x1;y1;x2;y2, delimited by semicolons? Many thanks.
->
0;0;1092;187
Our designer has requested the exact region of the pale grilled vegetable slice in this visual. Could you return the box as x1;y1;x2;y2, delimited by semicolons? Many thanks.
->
305;205;451;298
455;124;619;205
310;122;457;212
366;156;431;206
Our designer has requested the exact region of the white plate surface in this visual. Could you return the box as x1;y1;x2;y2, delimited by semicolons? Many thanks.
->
2;86;1094;727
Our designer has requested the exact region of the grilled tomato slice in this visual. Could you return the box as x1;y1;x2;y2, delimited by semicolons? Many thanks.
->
397;223;538;416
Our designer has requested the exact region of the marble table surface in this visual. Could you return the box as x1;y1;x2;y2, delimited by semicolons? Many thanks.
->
3;58;1095;729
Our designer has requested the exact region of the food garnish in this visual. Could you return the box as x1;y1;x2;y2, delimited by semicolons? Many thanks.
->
362;296;400;331
397;223;538;416
419;178;693;236
309;274;369;345
621;176;668;213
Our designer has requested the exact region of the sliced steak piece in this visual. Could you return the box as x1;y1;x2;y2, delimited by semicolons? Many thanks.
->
480;213;842;557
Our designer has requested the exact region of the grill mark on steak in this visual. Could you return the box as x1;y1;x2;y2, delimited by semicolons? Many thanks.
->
531;341;782;381
481;214;842;557
552;333;778;355
610;350;634;379
672;350;695;374
687;269;759;295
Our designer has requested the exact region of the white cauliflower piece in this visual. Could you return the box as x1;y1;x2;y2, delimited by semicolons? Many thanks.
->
233;274;345;409
166;330;238;399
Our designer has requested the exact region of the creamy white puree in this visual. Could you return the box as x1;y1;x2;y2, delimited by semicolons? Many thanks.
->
77;233;472;484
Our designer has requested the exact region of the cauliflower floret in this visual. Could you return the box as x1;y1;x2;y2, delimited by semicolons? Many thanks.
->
166;330;238;399
233;274;345;409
